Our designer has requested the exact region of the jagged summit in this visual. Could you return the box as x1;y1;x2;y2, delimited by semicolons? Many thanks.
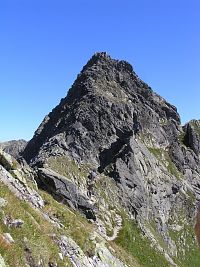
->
66;52;140;102
82;52;134;74
83;52;112;66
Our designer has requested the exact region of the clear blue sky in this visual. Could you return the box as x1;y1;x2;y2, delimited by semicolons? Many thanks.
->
0;0;199;141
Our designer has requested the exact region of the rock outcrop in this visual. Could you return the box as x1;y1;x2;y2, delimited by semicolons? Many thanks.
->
0;149;44;208
37;167;96;220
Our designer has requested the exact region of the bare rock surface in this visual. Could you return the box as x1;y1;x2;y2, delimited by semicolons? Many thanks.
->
58;234;127;267
37;167;96;220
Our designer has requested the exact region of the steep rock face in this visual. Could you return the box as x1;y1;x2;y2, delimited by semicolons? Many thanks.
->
22;53;200;266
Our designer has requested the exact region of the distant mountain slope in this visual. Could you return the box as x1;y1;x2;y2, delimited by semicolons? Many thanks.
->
0;139;27;158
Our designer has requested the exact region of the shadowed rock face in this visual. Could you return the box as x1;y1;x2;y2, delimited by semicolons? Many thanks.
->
37;168;96;220
22;53;200;265
184;120;200;155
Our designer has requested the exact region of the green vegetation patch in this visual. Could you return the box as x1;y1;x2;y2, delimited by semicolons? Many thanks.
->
169;223;200;267
146;219;169;252
109;241;142;267
115;216;170;267
167;190;200;267
47;156;89;185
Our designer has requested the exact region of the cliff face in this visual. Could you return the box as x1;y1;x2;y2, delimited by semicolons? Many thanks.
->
1;53;200;267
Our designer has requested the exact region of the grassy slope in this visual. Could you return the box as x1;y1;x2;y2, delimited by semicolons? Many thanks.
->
115;216;170;267
0;182;71;267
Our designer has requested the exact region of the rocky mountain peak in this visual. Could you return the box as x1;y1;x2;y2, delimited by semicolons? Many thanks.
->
81;51;134;74
23;53;181;166
66;52;139;103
